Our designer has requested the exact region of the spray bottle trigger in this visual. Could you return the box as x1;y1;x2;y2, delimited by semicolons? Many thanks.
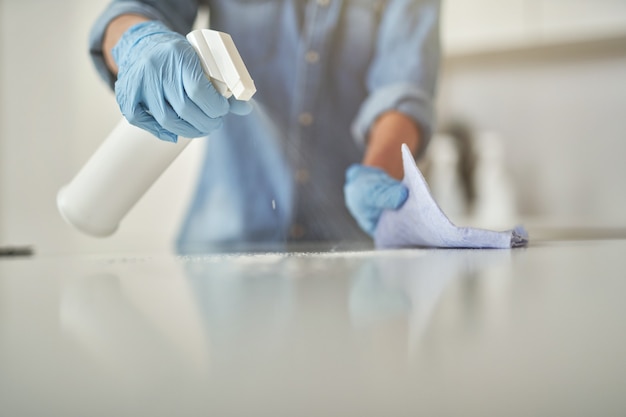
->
186;29;256;101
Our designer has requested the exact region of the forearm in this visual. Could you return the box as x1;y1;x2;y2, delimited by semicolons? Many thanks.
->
102;14;151;75
362;111;421;180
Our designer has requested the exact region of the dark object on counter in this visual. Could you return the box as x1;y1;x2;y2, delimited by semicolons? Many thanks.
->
441;120;477;211
0;246;34;257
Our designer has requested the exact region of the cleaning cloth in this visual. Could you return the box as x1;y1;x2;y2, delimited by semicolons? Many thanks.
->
374;144;528;249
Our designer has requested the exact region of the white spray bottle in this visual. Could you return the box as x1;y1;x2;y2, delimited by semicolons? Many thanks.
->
57;29;256;237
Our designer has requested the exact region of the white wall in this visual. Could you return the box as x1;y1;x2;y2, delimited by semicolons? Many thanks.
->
438;0;626;227
0;0;203;255
437;44;626;224
443;0;626;54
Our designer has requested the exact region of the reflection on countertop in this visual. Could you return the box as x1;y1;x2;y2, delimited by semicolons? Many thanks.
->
1;239;626;416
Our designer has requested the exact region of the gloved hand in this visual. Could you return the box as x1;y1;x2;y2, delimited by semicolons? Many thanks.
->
344;164;409;236
113;20;252;142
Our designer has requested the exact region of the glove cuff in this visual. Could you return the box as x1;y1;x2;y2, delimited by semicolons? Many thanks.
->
112;20;173;70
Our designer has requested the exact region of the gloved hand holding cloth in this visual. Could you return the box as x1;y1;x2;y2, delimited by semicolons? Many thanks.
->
344;164;409;236
345;144;528;248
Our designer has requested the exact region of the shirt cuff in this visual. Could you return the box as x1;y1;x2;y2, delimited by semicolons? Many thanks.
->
351;83;436;159
88;2;170;89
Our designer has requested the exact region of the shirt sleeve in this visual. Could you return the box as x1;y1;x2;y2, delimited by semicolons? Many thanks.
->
89;0;200;88
351;0;441;158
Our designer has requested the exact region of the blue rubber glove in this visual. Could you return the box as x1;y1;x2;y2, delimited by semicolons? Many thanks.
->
344;164;409;236
113;21;252;142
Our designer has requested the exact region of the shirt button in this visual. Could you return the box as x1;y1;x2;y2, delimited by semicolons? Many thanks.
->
295;168;310;185
317;0;330;7
290;224;306;239
298;112;313;126
305;50;319;63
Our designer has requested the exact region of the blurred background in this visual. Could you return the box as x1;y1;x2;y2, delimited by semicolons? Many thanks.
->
1;0;625;255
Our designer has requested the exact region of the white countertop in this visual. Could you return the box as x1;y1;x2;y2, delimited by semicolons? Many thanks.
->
1;238;625;416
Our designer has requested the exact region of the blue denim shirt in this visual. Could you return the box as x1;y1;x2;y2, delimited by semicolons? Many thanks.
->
89;0;440;252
